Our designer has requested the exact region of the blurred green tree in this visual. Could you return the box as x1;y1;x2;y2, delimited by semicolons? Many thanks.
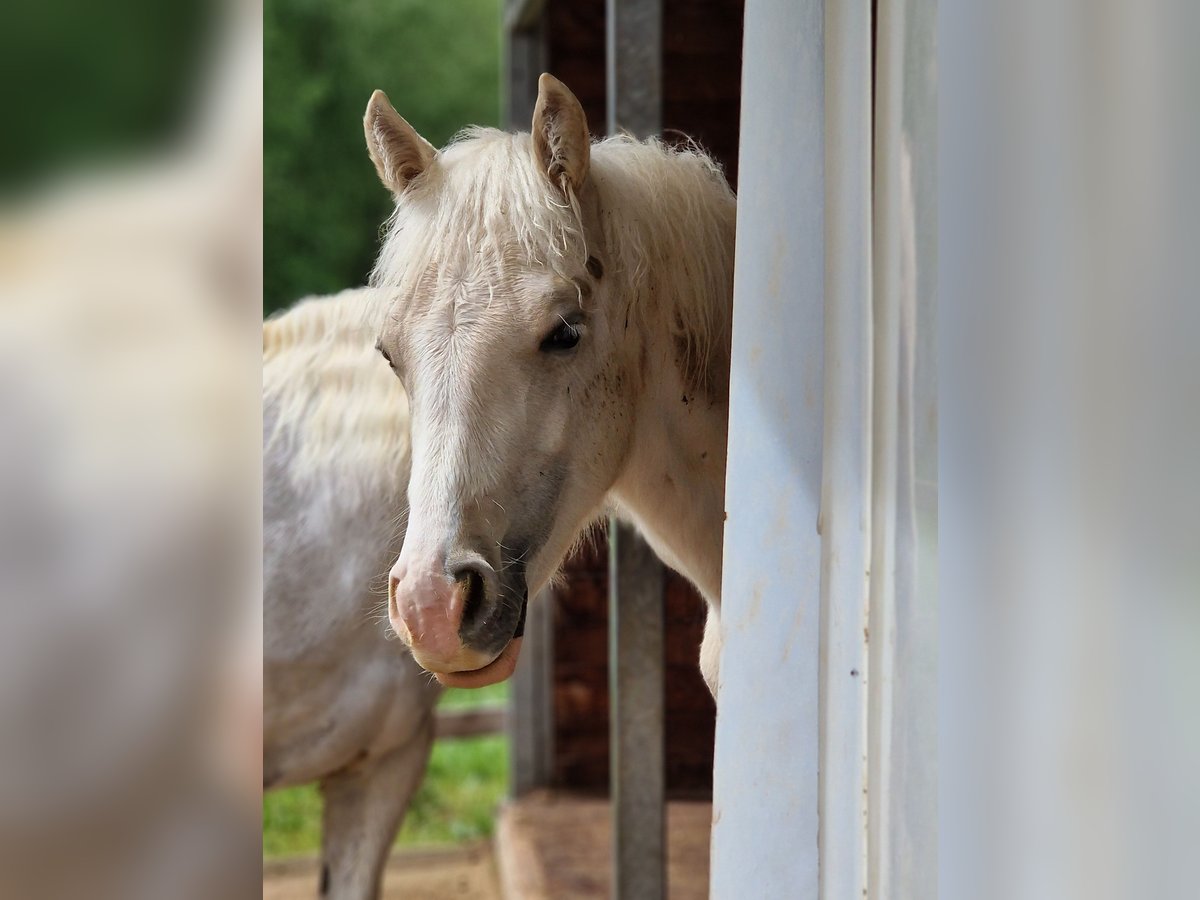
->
265;0;501;315
0;0;212;195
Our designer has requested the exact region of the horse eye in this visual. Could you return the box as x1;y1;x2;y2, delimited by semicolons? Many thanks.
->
540;321;582;353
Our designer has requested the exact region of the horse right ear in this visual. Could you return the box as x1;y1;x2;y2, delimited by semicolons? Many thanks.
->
532;73;590;195
364;90;436;194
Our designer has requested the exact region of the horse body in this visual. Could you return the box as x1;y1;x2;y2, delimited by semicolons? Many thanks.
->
365;75;736;694
264;289;441;899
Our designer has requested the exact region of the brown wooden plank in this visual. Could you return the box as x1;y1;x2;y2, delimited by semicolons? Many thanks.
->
434;705;507;740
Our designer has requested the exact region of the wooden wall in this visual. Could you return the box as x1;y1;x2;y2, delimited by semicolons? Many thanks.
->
545;0;608;139
545;0;745;185
662;0;745;188
550;535;717;795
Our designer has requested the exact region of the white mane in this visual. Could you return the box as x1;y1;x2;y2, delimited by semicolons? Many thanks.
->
263;288;409;496
369;128;737;395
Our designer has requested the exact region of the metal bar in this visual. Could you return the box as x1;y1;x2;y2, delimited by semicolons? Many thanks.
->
710;0;825;897
509;587;556;796
605;2;665;896
608;519;665;900
606;0;662;138
504;9;546;131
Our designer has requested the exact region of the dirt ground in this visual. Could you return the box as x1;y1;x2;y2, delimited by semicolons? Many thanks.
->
495;790;712;900
264;794;711;900
263;842;501;900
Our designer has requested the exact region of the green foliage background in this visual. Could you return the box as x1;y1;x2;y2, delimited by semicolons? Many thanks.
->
264;0;502;316
1;0;213;195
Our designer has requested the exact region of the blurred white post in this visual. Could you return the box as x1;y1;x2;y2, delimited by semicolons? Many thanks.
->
607;0;666;897
869;0;936;897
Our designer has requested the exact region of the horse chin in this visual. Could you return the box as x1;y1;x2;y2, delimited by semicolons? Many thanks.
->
433;636;523;688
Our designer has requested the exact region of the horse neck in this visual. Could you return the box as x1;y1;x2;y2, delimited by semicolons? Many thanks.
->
609;337;729;608
591;148;735;605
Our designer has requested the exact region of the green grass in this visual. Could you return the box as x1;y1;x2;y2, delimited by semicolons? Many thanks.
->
396;733;508;844
263;684;510;857
262;783;322;857
437;682;509;709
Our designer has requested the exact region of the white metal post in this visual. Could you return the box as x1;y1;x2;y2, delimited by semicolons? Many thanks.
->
711;1;826;898
821;0;874;897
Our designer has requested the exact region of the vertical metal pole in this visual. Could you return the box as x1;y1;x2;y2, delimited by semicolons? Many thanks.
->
608;521;665;900
606;2;665;897
606;0;662;139
503;1;547;130
509;587;555;796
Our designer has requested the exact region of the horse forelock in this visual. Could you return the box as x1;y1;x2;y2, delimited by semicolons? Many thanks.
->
369;129;587;309
369;127;737;397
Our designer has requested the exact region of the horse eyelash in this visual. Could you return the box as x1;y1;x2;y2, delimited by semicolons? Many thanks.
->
374;337;396;367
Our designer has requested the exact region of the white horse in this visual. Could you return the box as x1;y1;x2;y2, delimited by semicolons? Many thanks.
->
263;289;441;900
365;74;736;695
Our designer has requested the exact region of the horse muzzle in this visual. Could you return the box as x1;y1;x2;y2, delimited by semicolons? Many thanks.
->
388;547;528;687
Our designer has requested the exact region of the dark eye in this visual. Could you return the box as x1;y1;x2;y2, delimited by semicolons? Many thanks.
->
539;320;582;353
375;337;393;365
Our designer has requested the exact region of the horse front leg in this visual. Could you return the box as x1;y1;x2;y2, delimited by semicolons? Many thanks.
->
700;603;722;700
317;717;434;900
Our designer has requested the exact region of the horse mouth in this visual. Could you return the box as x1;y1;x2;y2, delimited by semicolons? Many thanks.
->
434;590;528;688
433;634;523;688
512;592;528;638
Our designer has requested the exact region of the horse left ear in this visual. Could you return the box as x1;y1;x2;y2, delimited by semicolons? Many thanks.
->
364;90;436;194
532;73;590;194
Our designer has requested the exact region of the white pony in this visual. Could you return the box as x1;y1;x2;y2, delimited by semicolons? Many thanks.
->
366;75;736;695
263;289;441;900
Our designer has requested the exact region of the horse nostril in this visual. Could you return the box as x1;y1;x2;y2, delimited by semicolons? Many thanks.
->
454;565;488;632
388;574;400;616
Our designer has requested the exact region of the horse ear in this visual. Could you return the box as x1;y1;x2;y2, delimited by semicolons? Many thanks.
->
364;90;436;194
532;73;590;194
